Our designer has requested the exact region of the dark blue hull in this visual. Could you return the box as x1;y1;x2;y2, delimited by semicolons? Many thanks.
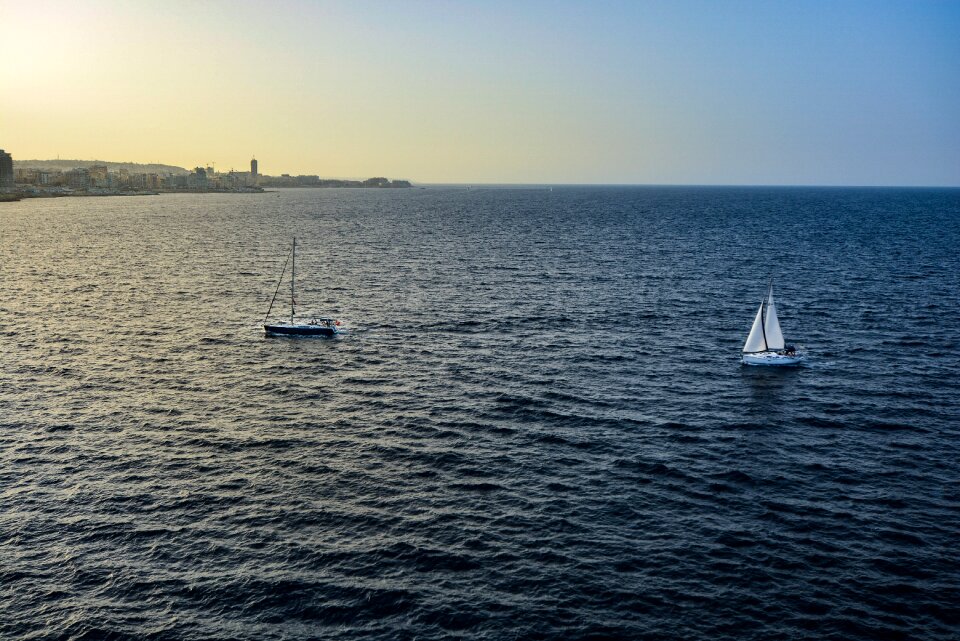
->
264;324;337;336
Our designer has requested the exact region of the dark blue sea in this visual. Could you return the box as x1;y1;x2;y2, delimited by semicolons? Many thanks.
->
1;186;958;640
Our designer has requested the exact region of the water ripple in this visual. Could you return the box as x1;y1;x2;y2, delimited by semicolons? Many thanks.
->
1;187;959;640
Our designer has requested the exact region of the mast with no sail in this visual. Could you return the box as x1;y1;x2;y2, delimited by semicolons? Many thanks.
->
291;237;296;324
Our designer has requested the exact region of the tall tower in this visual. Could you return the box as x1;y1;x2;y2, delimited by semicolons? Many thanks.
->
250;157;258;186
0;149;13;191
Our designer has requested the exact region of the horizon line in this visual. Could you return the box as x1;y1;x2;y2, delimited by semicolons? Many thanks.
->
414;182;960;189
9;160;958;189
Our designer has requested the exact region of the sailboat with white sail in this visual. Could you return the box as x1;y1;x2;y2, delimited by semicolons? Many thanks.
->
264;238;341;337
741;281;803;366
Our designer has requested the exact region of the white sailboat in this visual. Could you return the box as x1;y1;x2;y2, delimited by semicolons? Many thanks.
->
741;281;803;366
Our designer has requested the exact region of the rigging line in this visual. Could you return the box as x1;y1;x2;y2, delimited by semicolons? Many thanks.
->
760;276;773;352
264;246;293;323
760;296;768;352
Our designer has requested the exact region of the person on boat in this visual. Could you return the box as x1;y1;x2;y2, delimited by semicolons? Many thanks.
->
784;345;797;356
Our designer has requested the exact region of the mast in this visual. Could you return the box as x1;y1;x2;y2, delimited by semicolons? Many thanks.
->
291;237;296;324
759;281;769;351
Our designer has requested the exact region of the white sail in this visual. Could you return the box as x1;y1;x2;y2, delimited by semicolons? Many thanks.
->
763;289;785;350
742;302;767;353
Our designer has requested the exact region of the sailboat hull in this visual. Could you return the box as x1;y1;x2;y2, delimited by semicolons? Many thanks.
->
742;351;803;366
264;323;338;337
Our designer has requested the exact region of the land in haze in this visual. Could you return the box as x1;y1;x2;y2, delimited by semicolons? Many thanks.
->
13;159;190;175
3;157;412;199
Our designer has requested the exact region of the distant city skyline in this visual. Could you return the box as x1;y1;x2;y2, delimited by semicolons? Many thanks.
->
1;0;958;186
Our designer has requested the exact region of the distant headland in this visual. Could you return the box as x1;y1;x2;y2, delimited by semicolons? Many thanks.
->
13;159;191;175
1;152;412;200
258;174;412;189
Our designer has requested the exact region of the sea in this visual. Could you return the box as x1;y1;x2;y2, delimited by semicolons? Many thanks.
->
1;186;958;640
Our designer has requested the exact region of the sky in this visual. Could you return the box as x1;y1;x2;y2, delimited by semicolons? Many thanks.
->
1;0;958;185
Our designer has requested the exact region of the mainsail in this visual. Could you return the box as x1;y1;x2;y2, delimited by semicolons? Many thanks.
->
742;302;767;353
763;288;785;350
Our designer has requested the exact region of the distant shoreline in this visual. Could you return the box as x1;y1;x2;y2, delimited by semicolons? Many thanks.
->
265;184;412;189
2;189;261;201
9;159;413;194
0;185;424;202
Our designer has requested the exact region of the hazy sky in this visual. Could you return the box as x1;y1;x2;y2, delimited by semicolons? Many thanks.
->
1;0;958;185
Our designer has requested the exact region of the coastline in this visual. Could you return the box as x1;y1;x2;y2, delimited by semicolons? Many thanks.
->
1;188;264;201
2;183;417;202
